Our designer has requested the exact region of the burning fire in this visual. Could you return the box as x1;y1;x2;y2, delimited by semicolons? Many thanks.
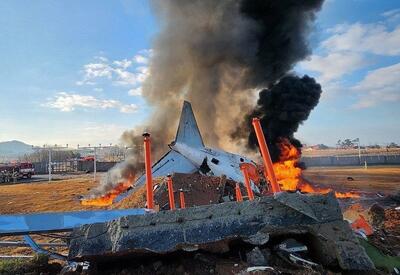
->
81;175;134;206
273;138;360;199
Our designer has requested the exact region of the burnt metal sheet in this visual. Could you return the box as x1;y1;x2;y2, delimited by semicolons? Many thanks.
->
114;150;197;202
0;208;146;236
144;150;198;185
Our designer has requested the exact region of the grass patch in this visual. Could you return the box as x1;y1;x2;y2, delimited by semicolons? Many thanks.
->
0;254;61;275
359;239;400;272
0;258;30;274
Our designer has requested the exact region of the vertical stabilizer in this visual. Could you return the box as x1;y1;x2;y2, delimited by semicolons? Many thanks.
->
175;101;204;148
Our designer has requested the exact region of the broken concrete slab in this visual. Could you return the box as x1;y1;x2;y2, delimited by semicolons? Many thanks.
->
68;192;374;271
274;191;342;221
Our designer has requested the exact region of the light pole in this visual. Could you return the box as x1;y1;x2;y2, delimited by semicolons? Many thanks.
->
78;144;114;182
352;138;361;164
32;144;69;182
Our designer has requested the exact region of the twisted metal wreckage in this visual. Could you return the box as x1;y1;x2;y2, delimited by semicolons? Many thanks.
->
0;101;374;272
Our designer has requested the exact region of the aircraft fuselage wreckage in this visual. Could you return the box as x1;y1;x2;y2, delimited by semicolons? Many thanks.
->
116;101;263;203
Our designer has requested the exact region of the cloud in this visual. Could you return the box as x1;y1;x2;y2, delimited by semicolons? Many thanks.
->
113;68;140;86
94;56;108;62
299;16;400;104
83;63;113;79
93;87;103;92
77;49;151;91
319;80;347;100
322;22;400;56
113;59;132;69
128;87;142;96
119;104;138;113
300;52;366;82
133;54;148;64
44;92;138;113
352;62;400;108
382;8;400;22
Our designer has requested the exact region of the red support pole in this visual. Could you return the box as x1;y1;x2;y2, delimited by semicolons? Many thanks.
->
235;183;243;202
252;118;281;194
143;132;154;210
167;175;175;210
240;165;254;200
179;191;186;209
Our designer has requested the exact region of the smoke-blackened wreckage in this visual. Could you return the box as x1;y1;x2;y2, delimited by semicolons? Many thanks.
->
1;0;399;274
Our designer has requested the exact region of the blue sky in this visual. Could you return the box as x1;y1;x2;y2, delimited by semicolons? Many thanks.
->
0;0;399;147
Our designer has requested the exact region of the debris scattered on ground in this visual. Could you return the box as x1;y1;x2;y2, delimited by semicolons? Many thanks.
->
245;266;274;273
368;207;400;258
246;247;269;266
369;203;386;227
275;238;319;269
69;192;374;272
351;215;374;236
342;193;400;274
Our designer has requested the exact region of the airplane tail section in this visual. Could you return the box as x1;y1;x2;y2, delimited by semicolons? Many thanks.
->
175;101;204;148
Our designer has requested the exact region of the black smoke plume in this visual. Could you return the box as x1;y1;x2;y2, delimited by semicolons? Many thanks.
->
141;0;325;150
94;0;325;195
233;75;322;162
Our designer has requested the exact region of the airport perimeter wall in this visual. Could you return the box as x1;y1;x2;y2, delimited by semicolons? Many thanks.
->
78;161;116;172
302;154;400;167
33;161;117;174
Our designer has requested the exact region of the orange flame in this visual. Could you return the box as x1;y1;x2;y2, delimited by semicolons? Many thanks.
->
81;175;134;206
272;138;359;199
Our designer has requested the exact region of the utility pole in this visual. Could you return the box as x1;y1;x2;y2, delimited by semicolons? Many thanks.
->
123;145;142;160
32;144;69;182
352;138;361;165
78;144;114;182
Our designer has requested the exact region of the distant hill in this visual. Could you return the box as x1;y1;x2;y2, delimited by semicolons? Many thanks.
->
0;140;33;159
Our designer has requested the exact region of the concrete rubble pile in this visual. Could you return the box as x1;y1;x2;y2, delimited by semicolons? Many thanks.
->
68;189;374;272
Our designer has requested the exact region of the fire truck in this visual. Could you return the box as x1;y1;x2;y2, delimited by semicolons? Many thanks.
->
0;162;35;183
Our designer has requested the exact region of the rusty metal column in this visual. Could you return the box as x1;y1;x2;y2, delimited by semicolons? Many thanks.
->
252;118;281;193
235;183;243;202
167;175;175;210
143;132;154;210
179;191;186;209
240;165;254;200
